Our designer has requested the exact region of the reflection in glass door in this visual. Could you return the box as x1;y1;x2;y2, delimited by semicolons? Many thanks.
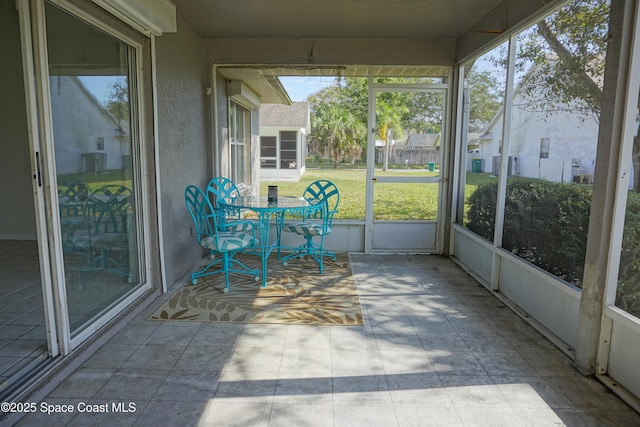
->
366;83;448;253
44;3;144;337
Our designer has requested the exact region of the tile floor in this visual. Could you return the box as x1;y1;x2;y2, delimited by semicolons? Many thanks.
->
0;241;47;392
10;254;640;426
0;240;137;397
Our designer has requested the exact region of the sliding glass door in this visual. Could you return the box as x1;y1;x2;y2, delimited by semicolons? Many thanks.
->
3;0;153;400
43;2;146;338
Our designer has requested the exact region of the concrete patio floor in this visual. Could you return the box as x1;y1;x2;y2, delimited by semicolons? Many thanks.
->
12;254;640;426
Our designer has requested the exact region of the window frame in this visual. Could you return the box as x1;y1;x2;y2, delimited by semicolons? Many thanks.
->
229;101;251;185
260;135;277;169
279;130;297;169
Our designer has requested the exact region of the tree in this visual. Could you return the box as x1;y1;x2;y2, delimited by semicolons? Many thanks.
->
105;79;129;123
311;102;365;167
464;69;504;132
307;78;368;164
405;91;444;134
375;99;407;170
308;76;446;167
306;73;504;168
514;0;640;191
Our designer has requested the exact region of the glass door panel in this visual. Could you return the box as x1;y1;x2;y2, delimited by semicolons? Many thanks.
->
45;3;144;336
373;181;439;220
374;90;444;176
368;85;446;252
615;86;640;318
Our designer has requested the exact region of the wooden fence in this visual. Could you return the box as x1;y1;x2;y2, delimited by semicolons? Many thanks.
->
375;147;440;165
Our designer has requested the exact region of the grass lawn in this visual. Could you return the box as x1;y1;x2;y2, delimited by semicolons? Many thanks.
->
262;169;366;219
58;170;132;192
59;168;494;222
261;168;494;221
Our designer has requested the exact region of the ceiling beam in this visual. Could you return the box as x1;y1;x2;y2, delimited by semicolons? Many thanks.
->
207;38;456;68
456;0;570;63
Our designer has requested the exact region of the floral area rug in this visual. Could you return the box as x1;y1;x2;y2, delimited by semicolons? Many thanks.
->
149;253;363;325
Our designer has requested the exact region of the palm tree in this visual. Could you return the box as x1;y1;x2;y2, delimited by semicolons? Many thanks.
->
312;103;365;167
375;101;406;170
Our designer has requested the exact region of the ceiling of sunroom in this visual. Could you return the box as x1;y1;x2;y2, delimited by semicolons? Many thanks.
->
171;0;565;62
171;0;567;102
173;0;505;40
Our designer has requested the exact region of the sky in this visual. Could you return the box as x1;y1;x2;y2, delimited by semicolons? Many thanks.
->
279;76;336;102
78;76;121;104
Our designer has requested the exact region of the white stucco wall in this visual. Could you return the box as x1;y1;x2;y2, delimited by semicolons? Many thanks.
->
508;102;598;180
479;92;599;183
155;15;210;286
49;76;125;175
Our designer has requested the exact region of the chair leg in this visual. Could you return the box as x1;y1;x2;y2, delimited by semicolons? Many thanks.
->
282;234;335;274
222;253;230;293
191;255;223;284
191;249;259;292
318;235;324;274
79;248;130;280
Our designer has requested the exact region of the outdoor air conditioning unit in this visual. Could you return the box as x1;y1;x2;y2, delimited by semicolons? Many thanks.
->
82;152;106;174
491;155;514;177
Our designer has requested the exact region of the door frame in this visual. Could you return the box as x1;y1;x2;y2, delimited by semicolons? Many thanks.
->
364;71;451;254
17;0;60;358
20;0;155;354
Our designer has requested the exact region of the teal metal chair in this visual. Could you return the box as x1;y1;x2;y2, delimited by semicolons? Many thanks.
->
185;185;259;293
282;180;340;273
77;184;133;279
206;177;255;233
58;181;91;255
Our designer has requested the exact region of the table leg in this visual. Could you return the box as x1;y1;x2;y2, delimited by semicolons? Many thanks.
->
275;210;285;259
257;211;272;288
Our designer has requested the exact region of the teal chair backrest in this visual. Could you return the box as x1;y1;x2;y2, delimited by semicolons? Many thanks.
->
185;185;220;245
303;180;340;226
206;177;241;209
83;185;132;235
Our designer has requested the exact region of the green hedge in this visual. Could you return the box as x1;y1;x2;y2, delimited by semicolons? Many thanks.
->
468;178;591;285
467;177;640;315
617;194;640;314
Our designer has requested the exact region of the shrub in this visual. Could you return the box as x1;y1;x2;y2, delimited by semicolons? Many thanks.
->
617;192;640;315
467;177;592;285
502;178;592;285
466;180;498;241
467;179;640;310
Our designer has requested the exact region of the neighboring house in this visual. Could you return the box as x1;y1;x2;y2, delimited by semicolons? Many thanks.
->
470;82;600;184
49;76;128;175
405;133;440;148
259;102;310;180
466;132;485;153
376;133;440;165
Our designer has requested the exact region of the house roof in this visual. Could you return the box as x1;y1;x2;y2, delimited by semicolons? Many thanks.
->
259;102;310;131
70;76;123;131
405;133;440;147
218;68;291;105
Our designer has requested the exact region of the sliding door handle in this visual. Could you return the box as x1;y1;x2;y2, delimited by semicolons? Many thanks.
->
34;151;42;187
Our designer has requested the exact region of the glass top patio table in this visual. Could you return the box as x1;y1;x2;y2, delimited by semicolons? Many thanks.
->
219;196;322;287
